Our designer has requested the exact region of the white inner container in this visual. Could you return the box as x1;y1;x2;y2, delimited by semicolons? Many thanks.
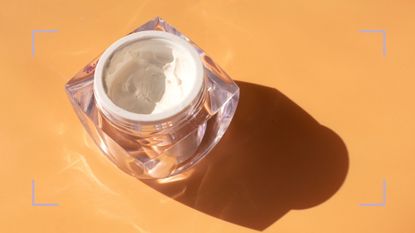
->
94;30;204;122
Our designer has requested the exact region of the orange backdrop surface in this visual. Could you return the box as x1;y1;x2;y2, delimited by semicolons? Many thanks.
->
0;0;414;232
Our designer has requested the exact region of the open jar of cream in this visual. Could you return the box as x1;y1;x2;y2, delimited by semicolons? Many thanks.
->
65;17;239;179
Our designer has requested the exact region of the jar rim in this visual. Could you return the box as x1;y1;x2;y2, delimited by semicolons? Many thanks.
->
93;30;204;123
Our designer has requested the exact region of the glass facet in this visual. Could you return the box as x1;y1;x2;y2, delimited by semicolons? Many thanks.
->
65;17;239;179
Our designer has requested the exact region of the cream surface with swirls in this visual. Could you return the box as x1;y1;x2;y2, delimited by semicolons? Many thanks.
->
103;38;197;114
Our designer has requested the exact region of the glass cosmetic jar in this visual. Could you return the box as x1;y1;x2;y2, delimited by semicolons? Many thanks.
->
65;17;239;179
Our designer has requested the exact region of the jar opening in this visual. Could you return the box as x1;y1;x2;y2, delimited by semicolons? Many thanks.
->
94;31;204;123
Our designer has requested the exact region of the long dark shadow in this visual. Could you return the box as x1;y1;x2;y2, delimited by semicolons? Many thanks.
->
143;81;349;231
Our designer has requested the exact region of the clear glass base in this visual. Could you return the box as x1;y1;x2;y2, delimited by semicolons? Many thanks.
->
65;17;239;179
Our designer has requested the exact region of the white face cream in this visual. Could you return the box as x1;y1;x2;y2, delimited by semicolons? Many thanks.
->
104;38;198;115
94;31;204;122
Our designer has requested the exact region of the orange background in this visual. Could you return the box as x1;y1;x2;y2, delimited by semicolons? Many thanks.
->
1;0;414;232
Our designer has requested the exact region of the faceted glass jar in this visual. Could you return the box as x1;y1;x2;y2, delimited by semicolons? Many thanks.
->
65;17;239;179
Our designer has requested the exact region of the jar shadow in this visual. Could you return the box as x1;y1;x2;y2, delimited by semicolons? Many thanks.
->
142;81;349;231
